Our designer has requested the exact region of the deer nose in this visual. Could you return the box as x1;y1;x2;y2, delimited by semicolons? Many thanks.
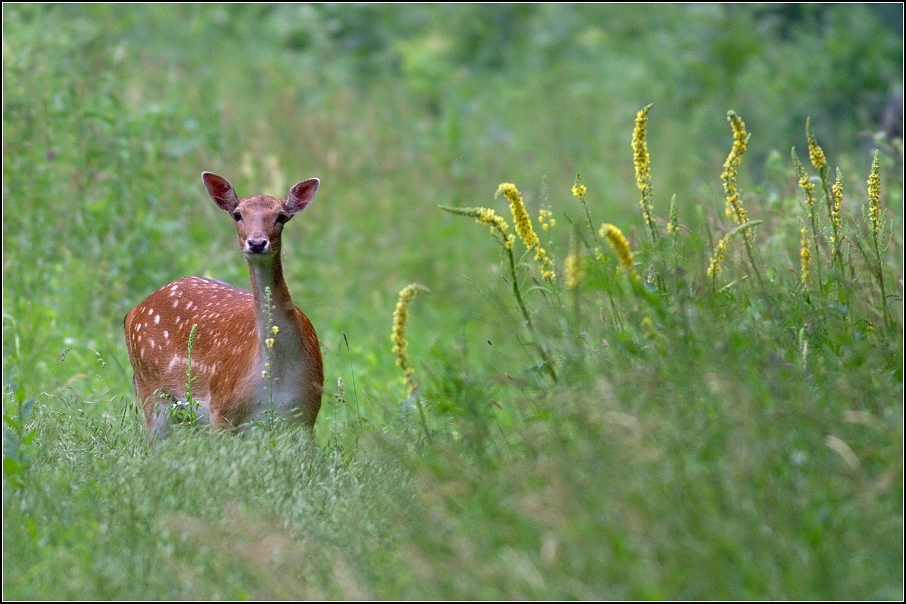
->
246;237;269;254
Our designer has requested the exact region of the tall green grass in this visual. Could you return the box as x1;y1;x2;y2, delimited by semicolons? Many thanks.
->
3;4;903;599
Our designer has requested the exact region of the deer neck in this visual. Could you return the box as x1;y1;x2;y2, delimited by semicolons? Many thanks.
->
247;251;301;362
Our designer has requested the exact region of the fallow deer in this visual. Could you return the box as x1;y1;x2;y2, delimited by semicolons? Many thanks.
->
124;172;323;439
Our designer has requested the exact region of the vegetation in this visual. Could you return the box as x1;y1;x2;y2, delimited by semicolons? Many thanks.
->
3;4;902;599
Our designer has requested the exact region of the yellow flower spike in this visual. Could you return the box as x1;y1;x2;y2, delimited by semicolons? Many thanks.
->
830;168;843;243
704;220;762;281
867;150;882;239
271;326;279;335
722;111;750;226
792;147;825;284
800;227;811;288
632;105;652;191
440;205;511;247
707;235;730;277
792;148;816;210
599;223;639;281
391;283;430;396
573;173;600;245
535;247;557;281
632;104;658;241
806;117;827;172
495;182;556;281
667;194;679;235
564;252;583;290
265;338;274;348
497;183;538;248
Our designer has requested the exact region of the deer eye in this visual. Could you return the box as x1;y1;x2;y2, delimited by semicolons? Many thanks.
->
231;211;242;222
276;213;290;225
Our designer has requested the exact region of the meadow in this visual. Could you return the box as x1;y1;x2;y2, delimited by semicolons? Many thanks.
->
2;4;903;599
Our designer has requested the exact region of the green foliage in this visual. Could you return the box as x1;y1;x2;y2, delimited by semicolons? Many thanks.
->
170;324;200;425
2;386;36;489
3;4;903;600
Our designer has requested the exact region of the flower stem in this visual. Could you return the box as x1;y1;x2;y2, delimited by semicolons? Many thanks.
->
506;245;558;383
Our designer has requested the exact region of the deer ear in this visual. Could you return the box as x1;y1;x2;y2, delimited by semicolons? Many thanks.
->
285;178;320;215
202;172;239;213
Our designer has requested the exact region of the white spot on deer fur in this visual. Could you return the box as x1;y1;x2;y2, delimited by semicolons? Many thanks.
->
164;331;169;339
186;301;194;309
173;300;179;308
155;315;160;324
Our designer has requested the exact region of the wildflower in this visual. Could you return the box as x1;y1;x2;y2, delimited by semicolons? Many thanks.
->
707;235;730;277
391;283;430;396
497;183;536;246
496;183;556;280
535;247;557;281
571;181;587;199
271;326;279;335
792;148;816;211
632;104;658;241
573;173;599;245
806;117;827;172
440;205;514;249
538;208;555;231
830;168;843;245
265;338;274;348
667;194;679;235
867;150;882;238
800;227;811;288
564;252;583;290
476;207;510;237
722;111;750;226
599;223;639;280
